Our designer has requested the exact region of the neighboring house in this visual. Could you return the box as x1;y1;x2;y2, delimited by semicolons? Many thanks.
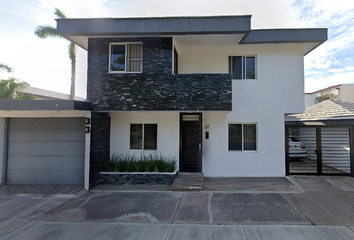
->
0;15;327;190
285;99;354;176
305;84;354;108
17;86;85;101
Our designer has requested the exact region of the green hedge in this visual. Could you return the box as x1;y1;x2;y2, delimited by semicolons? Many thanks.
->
103;153;177;173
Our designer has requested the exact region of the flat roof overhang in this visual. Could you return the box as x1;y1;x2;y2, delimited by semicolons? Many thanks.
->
240;29;328;55
56;15;327;55
0;100;92;111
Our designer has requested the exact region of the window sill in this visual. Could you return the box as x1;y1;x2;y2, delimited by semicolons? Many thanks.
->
129;150;158;153
109;71;143;74
232;79;257;81
228;150;258;153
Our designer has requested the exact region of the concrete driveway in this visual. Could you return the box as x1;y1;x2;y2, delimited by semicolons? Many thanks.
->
1;176;354;239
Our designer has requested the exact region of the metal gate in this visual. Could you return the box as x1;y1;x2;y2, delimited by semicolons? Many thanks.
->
286;126;352;176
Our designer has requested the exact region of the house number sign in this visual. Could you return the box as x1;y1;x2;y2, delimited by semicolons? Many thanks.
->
85;117;91;133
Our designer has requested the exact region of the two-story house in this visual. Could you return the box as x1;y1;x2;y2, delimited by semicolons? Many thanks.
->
0;15;327;190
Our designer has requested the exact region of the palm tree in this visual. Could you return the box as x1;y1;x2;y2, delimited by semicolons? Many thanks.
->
34;8;76;100
0;77;35;100
0;63;13;73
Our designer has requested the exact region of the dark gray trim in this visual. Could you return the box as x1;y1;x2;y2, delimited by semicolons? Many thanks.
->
316;127;322;175
240;29;327;55
285;126;289;176
0;100;92;111
57;16;251;37
2;118;9;185
56;16;327;55
350;126;354;177
240;29;327;44
285;120;354;126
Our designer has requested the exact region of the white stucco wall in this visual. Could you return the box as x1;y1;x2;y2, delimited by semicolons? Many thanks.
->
202;111;286;177
109;42;306;177
177;43;305;114
0;118;4;184
341;84;354;103
110;112;180;166
305;94;314;108
200;58;304;177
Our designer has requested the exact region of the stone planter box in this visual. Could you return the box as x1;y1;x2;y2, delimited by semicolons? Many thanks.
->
99;170;178;185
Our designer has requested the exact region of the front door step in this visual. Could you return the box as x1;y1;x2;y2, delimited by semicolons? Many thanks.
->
171;173;204;192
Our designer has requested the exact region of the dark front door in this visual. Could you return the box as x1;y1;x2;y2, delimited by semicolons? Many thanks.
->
180;113;202;172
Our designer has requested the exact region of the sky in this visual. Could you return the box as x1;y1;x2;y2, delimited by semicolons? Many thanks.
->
0;0;353;98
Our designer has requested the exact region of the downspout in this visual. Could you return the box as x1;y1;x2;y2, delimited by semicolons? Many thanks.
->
2;118;9;185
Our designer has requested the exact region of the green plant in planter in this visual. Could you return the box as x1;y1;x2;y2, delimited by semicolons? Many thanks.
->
166;157;177;172
103;158;116;172
104;152;177;172
137;155;147;172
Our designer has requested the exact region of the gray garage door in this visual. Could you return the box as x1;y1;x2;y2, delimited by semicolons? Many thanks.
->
7;118;85;185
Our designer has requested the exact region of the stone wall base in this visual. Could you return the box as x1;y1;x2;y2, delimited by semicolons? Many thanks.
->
99;172;178;185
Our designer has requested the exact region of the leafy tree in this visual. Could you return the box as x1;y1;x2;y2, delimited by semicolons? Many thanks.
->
318;88;339;103
0;77;35;100
34;8;77;100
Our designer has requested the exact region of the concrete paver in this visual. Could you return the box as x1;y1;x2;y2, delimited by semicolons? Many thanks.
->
0;196;63;224
1;176;354;240
283;192;343;225
86;223;170;240
322;177;354;192
287;177;341;192
35;192;183;223
305;191;354;225
0;219;29;238
0;185;83;195
203;177;301;192
317;226;354;240
167;225;246;240
2;222;100;240
211;193;310;225
173;193;210;224
243;225;327;240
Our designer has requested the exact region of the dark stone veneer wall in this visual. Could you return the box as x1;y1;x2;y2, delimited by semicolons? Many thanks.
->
87;37;232;111
89;112;110;189
99;173;177;185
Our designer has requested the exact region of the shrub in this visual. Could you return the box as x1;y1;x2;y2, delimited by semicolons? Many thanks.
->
103;153;177;173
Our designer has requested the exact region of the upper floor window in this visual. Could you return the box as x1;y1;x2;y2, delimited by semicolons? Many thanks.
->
109;43;143;73
229;56;256;80
229;123;257;151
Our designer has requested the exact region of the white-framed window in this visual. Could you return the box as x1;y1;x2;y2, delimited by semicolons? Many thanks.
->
130;124;157;150
229;56;256;80
109;43;143;73
228;123;257;151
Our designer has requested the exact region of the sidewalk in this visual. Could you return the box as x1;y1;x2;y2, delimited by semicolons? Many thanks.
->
1;176;354;239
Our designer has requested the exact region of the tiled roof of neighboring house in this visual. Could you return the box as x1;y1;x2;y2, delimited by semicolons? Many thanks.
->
18;86;85;101
286;100;354;121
